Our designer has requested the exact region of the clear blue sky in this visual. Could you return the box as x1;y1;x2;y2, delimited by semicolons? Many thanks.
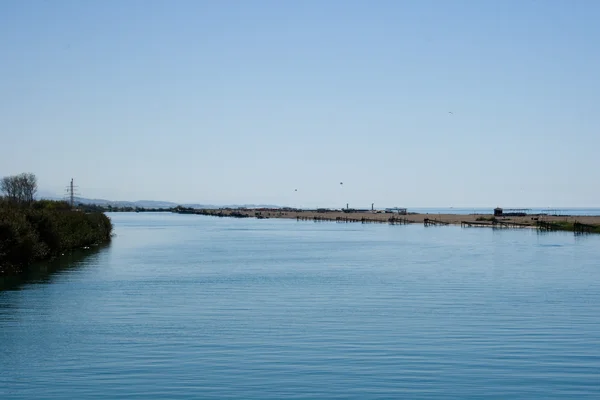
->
1;0;599;208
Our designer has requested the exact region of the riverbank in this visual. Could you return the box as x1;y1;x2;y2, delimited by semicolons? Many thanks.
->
176;208;600;233
0;200;113;276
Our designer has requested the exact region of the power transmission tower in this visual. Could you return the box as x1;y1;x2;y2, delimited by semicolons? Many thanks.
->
64;178;80;208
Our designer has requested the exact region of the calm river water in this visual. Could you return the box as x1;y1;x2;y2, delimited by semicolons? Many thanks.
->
1;213;599;399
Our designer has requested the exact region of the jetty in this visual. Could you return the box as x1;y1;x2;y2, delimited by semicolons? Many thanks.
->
424;218;449;226
461;221;493;228
295;215;411;225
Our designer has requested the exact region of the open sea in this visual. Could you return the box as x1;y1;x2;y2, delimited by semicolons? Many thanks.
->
1;212;599;399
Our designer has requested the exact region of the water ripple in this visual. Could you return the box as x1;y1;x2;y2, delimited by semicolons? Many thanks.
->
1;213;600;399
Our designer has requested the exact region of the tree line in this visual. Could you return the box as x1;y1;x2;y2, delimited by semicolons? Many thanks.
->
0;173;37;205
0;173;113;276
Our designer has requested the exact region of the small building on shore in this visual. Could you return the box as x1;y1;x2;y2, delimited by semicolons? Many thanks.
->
385;208;408;215
494;207;530;217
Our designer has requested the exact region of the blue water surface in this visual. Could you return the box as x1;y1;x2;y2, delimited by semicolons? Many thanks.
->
1;213;599;399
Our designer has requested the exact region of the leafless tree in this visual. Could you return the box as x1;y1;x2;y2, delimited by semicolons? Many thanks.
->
0;173;38;204
20;173;38;203
0;176;17;200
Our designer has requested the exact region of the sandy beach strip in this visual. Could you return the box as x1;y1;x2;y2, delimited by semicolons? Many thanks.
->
186;208;600;228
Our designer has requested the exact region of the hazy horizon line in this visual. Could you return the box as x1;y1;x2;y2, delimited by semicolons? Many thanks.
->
38;197;600;210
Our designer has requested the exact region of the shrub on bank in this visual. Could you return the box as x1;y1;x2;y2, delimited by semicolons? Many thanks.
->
0;200;112;274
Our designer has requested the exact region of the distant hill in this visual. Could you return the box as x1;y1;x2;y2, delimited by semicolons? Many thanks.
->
38;195;281;210
40;196;178;209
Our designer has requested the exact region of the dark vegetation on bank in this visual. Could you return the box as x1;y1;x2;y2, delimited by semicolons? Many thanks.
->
0;174;113;276
174;206;250;218
537;220;600;234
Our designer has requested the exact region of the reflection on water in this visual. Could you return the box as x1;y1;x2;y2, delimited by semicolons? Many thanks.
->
0;244;110;291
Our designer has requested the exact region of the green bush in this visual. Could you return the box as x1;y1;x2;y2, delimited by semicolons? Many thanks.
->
0;200;112;274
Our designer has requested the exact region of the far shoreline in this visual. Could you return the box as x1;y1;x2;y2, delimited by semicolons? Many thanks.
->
171;207;600;234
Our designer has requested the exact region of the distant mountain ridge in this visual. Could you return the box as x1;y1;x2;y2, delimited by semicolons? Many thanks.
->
39;195;281;210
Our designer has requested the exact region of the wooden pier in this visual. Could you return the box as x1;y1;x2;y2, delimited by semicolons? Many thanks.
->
538;220;599;233
537;221;562;231
388;217;410;225
424;218;449;226
493;220;531;228
295;215;410;225
461;220;531;229
460;221;492;228
574;222;597;233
